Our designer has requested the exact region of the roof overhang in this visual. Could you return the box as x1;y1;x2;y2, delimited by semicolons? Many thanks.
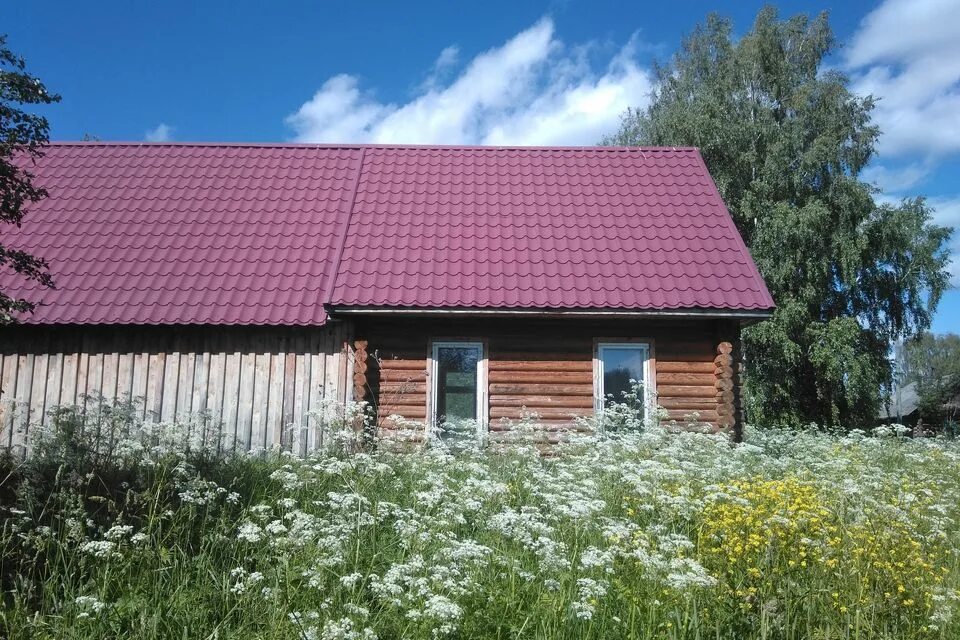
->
327;305;774;322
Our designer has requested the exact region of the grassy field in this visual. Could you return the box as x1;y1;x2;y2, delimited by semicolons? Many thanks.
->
1;403;959;639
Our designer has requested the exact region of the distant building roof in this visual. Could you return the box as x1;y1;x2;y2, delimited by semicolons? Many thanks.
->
881;382;920;421
3;143;775;325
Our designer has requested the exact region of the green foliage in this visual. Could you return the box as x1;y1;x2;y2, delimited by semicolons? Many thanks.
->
603;7;952;427
3;400;960;638
0;34;59;323
901;333;960;422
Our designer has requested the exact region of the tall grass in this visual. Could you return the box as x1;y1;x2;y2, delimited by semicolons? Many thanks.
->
1;400;959;639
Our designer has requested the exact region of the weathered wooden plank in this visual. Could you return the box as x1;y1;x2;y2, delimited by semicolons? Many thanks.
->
282;348;297;452
221;349;242;449
75;352;90;412
0;353;18;447
206;351;226;437
29;353;49;430
131;348;149;417
59;349;79;407
308;330;325;451
44;351;63;424
266;349;285;448
13;354;33;448
160;349;180;421
192;351;210;416
250;347;271;450
175;351;195;422
292;337;308;456
101;352;120;402
146;352;165;421
115;352;133;402
236;349;256;451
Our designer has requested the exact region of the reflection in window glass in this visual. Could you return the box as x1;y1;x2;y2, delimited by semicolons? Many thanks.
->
435;345;480;429
599;344;648;406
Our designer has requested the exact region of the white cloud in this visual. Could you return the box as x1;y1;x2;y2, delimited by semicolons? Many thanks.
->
847;0;960;158
285;18;652;145
861;161;931;192
928;196;960;286
144;123;174;142
433;45;460;73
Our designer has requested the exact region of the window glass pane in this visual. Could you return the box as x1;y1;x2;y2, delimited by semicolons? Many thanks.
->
436;346;479;424
601;345;646;403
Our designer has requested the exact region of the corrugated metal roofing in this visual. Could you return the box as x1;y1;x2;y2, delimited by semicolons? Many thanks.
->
2;143;774;325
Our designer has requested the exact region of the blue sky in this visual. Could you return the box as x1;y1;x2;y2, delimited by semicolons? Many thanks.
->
5;0;959;333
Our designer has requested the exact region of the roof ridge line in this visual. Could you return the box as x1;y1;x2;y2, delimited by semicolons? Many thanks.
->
45;141;702;152
321;147;366;311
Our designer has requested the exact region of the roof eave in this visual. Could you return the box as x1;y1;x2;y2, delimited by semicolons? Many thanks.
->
326;305;775;321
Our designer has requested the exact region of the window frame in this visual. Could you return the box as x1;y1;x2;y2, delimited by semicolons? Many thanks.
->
427;339;488;441
593;338;656;417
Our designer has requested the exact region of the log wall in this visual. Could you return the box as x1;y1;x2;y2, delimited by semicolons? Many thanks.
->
354;317;743;439
0;324;351;456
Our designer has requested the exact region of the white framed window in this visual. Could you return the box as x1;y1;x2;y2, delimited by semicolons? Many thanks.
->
594;341;655;416
428;341;487;442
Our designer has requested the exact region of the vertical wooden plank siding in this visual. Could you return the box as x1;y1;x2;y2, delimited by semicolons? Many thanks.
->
0;325;350;454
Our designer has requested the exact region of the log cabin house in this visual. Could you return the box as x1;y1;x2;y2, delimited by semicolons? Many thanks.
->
0;143;774;453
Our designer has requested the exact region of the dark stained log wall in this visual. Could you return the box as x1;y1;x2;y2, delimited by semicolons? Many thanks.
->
353;316;743;438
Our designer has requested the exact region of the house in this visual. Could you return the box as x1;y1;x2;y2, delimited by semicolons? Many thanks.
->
0;143;774;452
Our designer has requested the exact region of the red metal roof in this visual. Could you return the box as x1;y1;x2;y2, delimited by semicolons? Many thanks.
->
3;143;773;325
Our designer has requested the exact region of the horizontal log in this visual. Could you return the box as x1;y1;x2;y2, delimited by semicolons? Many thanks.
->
665;409;719;422
490;417;588;428
489;422;593;434
488;360;592;372
656;361;716;374
656;398;718;411
378;405;427;419
378;369;427;383
490;407;593;420
658;384;718;399
656;372;715;386
490;395;595;408
489;383;594;396
488;370;592;384
378;359;428;371
715;379;734;392
376;397;428;408
378;381;427;394
489;351;591;363
662;420;720;432
716;342;733;355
